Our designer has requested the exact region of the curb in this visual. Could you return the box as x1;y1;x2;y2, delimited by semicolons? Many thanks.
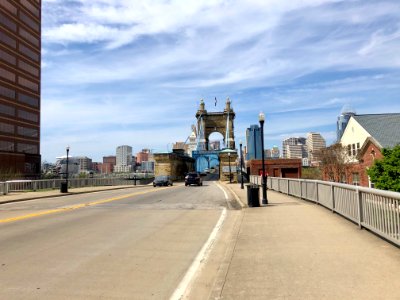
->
0;185;149;205
221;182;247;209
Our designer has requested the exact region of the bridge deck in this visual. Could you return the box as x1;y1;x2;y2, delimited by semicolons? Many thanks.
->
220;183;400;299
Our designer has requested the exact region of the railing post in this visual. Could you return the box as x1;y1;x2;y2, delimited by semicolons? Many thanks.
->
315;181;319;204
357;188;363;229
331;184;335;212
287;179;290;195
299;180;302;199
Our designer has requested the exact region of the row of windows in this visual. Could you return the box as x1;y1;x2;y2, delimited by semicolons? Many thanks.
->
0;11;17;32
20;0;40;19
0;140;38;154
19;27;39;47
0;66;16;82
0;0;40;32
1;31;40;64
18;109;38;122
0;30;17;48
20;10;39;32
0;103;39;123
0;83;39;107
0;66;39;92
0;122;38;138
0;48;16;65
1;49;40;78
18;76;39;92
0;85;16;99
0;1;17;15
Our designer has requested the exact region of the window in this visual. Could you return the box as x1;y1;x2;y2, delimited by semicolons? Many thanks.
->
18;109;38;122
0;122;14;134
17;126;38;138
0;31;17;49
19;44;39;62
20;0;40;18
0;12;17;32
0;103;15;116
0;140;14;151
352;144;356;156
0;84;16;99
18;60;39;77
352;172;360;186
0;1;17;15
18;92;39;107
0;66;16;82
17;142;38;154
347;145;351;156
0;48;16;65
19;27;40;47
18;76;39;92
20;11;39;32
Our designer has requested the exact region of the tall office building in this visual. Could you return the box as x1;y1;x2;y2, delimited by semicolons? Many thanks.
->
115;145;133;173
337;105;356;142
306;132;326;165
246;124;262;160
0;1;41;178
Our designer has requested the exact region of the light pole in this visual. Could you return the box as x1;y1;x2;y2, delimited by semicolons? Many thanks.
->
66;146;70;193
239;141;244;189
228;152;232;183
259;112;268;205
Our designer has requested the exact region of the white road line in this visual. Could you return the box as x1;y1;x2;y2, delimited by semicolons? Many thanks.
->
170;207;227;300
216;182;229;200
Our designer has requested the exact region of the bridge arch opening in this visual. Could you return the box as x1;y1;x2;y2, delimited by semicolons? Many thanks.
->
208;132;224;150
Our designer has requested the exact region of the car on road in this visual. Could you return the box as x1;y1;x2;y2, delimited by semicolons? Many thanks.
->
185;172;203;186
153;175;173;187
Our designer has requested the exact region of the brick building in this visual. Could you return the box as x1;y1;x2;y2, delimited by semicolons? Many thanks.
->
247;158;302;178
0;0;41;178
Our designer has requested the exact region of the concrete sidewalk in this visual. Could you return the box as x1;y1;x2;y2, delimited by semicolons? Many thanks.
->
0;185;147;205
220;182;400;299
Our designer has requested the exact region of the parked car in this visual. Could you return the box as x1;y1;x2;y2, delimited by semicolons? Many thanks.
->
185;172;203;186
153;175;173;187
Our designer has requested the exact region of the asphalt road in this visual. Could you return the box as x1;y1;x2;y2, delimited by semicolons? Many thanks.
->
0;181;236;299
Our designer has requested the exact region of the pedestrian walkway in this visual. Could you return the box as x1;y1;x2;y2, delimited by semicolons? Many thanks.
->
221;182;400;299
0;185;144;205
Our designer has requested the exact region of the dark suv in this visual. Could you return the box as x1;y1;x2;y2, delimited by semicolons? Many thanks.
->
185;172;203;186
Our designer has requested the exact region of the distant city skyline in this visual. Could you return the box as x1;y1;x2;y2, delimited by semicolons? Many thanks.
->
40;0;400;162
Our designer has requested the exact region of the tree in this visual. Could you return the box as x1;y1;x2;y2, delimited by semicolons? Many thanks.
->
367;145;400;192
315;143;351;183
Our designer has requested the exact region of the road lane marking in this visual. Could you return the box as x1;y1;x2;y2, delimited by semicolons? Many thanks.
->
216;182;229;200
170;207;227;300
0;186;177;224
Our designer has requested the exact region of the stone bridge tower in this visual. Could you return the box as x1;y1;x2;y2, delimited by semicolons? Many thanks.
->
195;98;236;150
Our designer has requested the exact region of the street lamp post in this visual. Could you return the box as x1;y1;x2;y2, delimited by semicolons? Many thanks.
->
228;152;232;183
259;112;268;205
239;141;244;189
65;146;70;193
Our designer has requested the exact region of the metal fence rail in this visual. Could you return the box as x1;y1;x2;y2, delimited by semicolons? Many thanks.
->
0;178;143;195
250;176;400;246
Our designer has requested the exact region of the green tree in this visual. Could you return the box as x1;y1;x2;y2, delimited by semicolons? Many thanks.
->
367;145;400;192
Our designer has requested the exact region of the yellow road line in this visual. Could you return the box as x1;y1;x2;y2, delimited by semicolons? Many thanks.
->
0;186;178;224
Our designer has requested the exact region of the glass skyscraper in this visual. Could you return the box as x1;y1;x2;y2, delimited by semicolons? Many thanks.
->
0;0;41;178
246;124;262;160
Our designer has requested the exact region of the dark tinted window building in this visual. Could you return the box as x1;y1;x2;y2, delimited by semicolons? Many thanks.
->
0;0;41;178
246;124;262;160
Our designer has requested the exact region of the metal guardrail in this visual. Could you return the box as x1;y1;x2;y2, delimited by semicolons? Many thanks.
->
250;176;400;247
0;178;147;195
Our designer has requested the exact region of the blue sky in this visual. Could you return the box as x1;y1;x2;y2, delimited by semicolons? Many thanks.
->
41;0;400;162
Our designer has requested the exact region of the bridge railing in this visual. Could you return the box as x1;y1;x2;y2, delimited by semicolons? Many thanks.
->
250;176;400;247
0;178;144;195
